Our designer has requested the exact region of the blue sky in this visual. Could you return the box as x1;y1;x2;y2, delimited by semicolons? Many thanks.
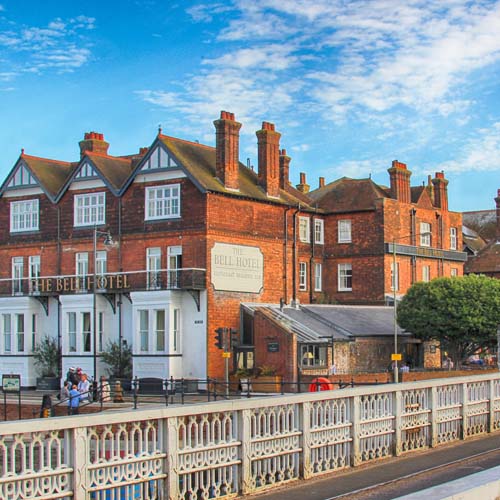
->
1;1;500;212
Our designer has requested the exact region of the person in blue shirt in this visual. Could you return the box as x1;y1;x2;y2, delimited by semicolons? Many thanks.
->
68;384;80;415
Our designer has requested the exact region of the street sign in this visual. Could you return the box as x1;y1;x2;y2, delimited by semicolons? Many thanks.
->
2;374;20;393
222;352;231;358
391;353;402;361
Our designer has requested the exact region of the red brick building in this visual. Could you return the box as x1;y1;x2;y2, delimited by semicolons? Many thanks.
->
0;112;465;386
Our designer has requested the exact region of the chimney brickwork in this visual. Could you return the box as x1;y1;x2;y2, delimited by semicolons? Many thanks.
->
388;160;411;204
79;132;109;158
256;121;281;197
214;111;242;190
431;171;449;211
279;149;291;189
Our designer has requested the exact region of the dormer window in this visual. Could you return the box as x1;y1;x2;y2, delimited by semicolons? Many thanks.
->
10;199;39;232
74;192;105;227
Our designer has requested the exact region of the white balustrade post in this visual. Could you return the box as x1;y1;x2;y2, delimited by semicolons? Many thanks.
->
394;390;403;456
166;416;180;499
489;377;495;433
352;395;361;466
461;382;468;439
70;426;90;498
301;401;312;479
430;386;439;447
240;409;253;495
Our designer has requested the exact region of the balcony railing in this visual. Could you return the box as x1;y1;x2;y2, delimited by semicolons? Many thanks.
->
0;268;206;297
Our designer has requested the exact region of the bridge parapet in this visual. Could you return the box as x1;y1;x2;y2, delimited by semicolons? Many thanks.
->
0;372;498;498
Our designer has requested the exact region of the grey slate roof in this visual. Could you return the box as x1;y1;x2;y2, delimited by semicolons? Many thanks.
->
243;303;408;342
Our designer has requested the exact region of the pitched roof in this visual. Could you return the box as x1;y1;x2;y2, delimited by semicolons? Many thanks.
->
245;303;408;340
308;177;388;212
464;238;500;274
20;154;76;199
85;152;136;192
158;134;316;209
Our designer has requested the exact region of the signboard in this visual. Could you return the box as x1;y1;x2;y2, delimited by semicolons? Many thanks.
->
391;353;402;361
2;374;20;393
222;352;231;358
267;342;280;353
211;243;263;293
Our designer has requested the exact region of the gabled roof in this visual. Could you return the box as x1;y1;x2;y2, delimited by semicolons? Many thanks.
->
410;186;434;208
1;154;77;201
308;177;388;212
84;152;136;192
462;225;487;256
156;134;316;209
464;238;500;274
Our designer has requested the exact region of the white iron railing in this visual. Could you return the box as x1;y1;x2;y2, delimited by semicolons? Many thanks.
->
0;372;499;499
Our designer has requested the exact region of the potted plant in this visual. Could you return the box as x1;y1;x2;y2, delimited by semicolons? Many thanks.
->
233;367;253;392
253;365;282;393
33;336;61;390
100;341;133;391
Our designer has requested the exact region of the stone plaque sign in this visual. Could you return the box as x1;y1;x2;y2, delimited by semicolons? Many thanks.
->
211;243;263;293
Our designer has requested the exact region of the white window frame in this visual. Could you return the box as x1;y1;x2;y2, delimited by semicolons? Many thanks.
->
300;344;328;367
451;268;458;277
338;263;352;291
10;199;39;232
76;252;89;291
16;314;24;353
420;222;431;247
139;310;149;352
68;312;77;352
95;251;107;276
450;227;457;250
391;261;399;291
172;308;181;353
29;255;40;293
137;308;168;354
74;192;106;227
155;309;166;352
168;246;182;288
82;312;91;353
298;217;310;243
147;247;162;289
314;263;322;292
338;220;352;243
145;184;180;220
299;262;307;291
314;219;324;244
3;314;11;353
12;257;23;295
422;265;431;282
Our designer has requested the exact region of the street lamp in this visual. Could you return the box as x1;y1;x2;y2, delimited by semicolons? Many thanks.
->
93;227;114;382
392;232;431;383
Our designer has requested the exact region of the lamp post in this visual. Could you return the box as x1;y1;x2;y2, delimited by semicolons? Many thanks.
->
93;227;114;383
392;232;431;383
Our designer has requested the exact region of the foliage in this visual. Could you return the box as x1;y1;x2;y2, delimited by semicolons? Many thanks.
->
234;367;252;378
397;275;500;367
257;365;277;376
33;336;60;377
100;341;133;378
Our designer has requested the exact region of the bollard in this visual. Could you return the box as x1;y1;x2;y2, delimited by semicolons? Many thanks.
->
113;380;124;403
163;379;168;407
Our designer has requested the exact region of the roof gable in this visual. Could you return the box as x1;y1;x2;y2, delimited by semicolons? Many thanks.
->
411;186;434;208
139;145;178;171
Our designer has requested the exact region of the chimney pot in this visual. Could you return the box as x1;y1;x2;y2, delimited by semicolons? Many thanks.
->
319;176;325;188
79;131;109;158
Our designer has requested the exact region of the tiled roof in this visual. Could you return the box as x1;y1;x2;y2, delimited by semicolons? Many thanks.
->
465;239;500;274
159;134;316;209
85;152;136;192
308;177;388;212
21;154;77;199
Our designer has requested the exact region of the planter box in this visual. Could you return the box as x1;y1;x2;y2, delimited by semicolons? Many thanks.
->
36;377;60;391
251;376;282;393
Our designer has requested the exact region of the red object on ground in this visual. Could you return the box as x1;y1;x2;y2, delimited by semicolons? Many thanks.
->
309;377;334;392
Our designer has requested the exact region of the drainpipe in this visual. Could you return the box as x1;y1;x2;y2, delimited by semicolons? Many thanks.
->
292;205;300;307
283;206;292;304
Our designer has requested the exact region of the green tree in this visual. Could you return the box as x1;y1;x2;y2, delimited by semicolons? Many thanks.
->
33;336;60;377
397;274;500;367
100;341;133;378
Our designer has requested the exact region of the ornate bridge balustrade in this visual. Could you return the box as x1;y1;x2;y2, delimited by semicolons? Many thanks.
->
0;373;499;499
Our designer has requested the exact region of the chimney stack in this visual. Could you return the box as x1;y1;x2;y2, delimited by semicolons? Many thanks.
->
214;111;242;190
319;176;325;188
279;149;291;189
431;171;449;211
388;160;411;204
495;189;500;241
79;132;109;158
296;172;310;193
256;121;281;197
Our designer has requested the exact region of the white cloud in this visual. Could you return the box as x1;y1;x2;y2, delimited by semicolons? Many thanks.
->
0;14;95;78
436;122;500;173
291;144;310;152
